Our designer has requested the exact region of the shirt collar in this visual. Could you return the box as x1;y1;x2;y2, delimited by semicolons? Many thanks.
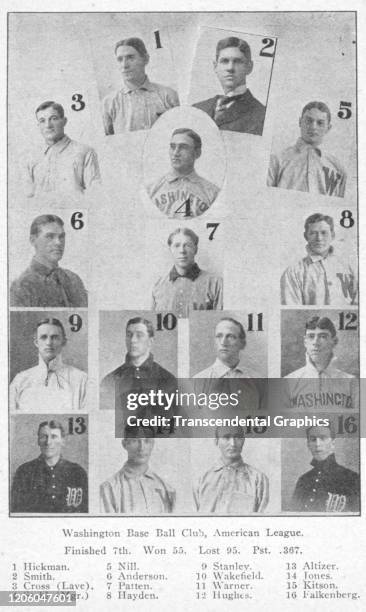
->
311;453;336;469
295;137;322;157
225;84;247;97
123;353;154;371
120;76;153;94
30;257;58;276
121;463;155;480
304;354;337;376
211;358;244;377
44;134;71;155
37;354;64;374
169;262;201;282
212;457;246;472
306;244;334;263
166;170;200;184
38;455;65;468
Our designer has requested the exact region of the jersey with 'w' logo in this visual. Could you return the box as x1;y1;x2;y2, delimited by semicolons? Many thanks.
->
268;138;346;197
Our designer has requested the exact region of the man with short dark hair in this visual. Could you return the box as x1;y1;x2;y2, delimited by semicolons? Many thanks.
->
194;37;266;135
10;214;88;307
100;317;176;410
151;227;223;317
268;100;346;196
26;100;100;197
281;213;357;305
290;424;359;512
10;318;87;412
194;425;269;513
102;36;179;134
148;128;219;217
11;420;88;513
100;425;175;513
284;316;358;410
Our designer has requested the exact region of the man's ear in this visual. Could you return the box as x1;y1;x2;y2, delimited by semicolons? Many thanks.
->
245;59;253;76
63;117;68;128
144;53;150;67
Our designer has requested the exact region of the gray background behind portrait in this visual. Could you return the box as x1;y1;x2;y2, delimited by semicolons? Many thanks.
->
281;309;359;377
189;310;267;376
99;310;178;380
281;436;359;511
10;311;88;382
10;414;89;481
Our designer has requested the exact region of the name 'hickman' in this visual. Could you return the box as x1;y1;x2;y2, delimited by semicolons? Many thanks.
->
127;415;330;429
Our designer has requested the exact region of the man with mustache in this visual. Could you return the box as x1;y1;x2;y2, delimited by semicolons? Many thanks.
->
268;101;346;197
281;213;357;305
10;214;88;307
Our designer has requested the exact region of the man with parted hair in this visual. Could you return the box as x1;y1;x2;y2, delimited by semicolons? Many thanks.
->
193;37;266;135
103;36;179;134
100;425;175;513
289;423;359;512
26;100;100;198
268;100;346;197
284;315;358;410
281;213;357;305
148;128;219;217
10;214;88;307
151;227;223;317
194;425;269;514
10;317;87;412
11;420;88;513
100;317;176;410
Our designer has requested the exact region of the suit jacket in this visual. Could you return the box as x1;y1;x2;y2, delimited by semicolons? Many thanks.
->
193;89;266;135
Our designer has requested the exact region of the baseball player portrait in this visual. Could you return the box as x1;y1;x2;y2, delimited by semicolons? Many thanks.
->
151;227;223;317
10;317;87;413
11;419;88;513
100;316;176;410
193;36;266;135
148;128;220;218
26;101;101;198
281;213;357;306
283;315;358;410
10;214;88;308
289;423;359;513
100;425;175;513
102;37;179;134
194;425;269;514
268;101;347;197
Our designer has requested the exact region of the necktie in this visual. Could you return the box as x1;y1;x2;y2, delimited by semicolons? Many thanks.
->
214;94;245;123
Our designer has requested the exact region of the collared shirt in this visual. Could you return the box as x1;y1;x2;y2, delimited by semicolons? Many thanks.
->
148;170;219;217
291;454;359;513
10;258;88;307
152;264;223;318
281;246;357;305
100;464;176;513
267;137;346;197
11;456;88;513
102;77;179;134
284;356;358;410
26;135;101;197
100;353;176;411
194;358;260;379
10;355;87;412
194;458;269;514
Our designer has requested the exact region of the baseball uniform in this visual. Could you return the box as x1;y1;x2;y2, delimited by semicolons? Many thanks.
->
290;453;359;512
10;355;88;412
100;464;176;513
102;78;179;134
268;138;346;197
10;258;88;307
11;456;88;513
26;135;100;197
194;458;269;513
148;170;219;217
152;263;223;317
281;246;357;306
